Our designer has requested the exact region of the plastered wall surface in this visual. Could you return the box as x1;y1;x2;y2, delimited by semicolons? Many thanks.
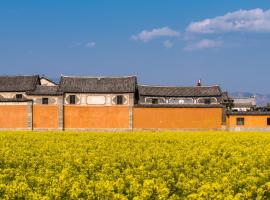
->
133;107;223;129
227;115;270;128
0;105;28;128
64;106;130;129
33;105;59;129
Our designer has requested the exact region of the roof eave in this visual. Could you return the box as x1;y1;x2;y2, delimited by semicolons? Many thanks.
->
139;94;222;98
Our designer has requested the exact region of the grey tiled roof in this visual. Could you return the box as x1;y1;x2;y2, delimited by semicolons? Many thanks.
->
59;76;137;93
0;75;39;92
232;97;256;105
233;103;255;108
26;85;63;96
0;98;32;102
138;85;222;97
227;111;270;116
135;104;223;108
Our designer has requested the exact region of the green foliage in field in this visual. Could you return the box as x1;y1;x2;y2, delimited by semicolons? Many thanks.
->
1;131;270;199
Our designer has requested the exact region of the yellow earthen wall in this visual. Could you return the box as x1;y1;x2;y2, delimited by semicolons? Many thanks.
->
133;107;223;129
33;105;59;129
0;105;28;128
227;115;270;128
64;106;130;129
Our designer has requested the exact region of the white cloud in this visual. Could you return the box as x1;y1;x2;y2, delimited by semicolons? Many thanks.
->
85;42;96;48
163;40;173;48
132;27;180;42
187;8;270;33
184;39;223;51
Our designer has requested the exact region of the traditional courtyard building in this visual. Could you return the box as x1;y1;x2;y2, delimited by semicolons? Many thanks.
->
137;85;223;105
231;96;256;112
26;82;63;130
58;76;137;130
0;75;64;130
224;96;270;131
133;84;225;130
0;75;39;129
226;111;270;131
0;75;39;99
0;74;269;131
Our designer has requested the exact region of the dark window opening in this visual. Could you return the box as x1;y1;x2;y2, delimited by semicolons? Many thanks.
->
204;98;211;104
116;95;123;105
236;117;245;126
42;98;49;105
267;118;270;126
151;98;158;104
69;95;76;104
16;94;23;99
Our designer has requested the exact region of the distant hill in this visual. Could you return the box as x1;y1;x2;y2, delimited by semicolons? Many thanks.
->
230;92;270;106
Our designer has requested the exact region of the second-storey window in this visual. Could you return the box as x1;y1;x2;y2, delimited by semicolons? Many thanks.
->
69;95;76;104
151;98;158;104
16;94;23;99
116;95;123;105
42;98;49;105
204;98;211;104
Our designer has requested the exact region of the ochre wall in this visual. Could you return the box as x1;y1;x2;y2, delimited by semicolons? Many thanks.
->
133;107;222;129
64;106;130;129
0;105;28;129
227;115;270;128
33;105;59;129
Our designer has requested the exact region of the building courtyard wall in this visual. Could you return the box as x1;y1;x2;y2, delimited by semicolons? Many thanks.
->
33;105;59;129
227;114;270;131
0;103;30;129
133;107;223;130
1;75;270;131
2;102;270;131
63;106;130;129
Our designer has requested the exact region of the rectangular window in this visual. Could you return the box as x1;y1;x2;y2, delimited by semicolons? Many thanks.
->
42;98;49;105
204;98;211;104
116;95;123;105
16;94;23;99
151;98;158;104
267;118;270;126
69;95;76;104
236;117;245;126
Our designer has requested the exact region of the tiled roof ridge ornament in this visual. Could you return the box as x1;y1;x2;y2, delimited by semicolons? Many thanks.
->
197;79;202;87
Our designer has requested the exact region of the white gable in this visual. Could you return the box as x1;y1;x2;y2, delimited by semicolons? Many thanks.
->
40;77;57;86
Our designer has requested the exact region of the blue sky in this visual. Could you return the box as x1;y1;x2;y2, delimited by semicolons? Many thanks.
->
0;1;270;93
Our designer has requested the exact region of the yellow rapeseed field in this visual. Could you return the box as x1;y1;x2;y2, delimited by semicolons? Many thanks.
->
1;131;270;199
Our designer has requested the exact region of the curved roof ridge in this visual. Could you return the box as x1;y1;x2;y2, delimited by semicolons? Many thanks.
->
26;84;63;96
0;74;40;77
60;75;137;79
138;84;222;97
0;75;40;92
138;84;220;88
59;75;137;93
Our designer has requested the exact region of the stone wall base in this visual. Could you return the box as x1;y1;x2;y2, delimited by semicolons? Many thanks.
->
62;128;133;132
227;127;270;132
0;128;33;131
1;128;270;132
